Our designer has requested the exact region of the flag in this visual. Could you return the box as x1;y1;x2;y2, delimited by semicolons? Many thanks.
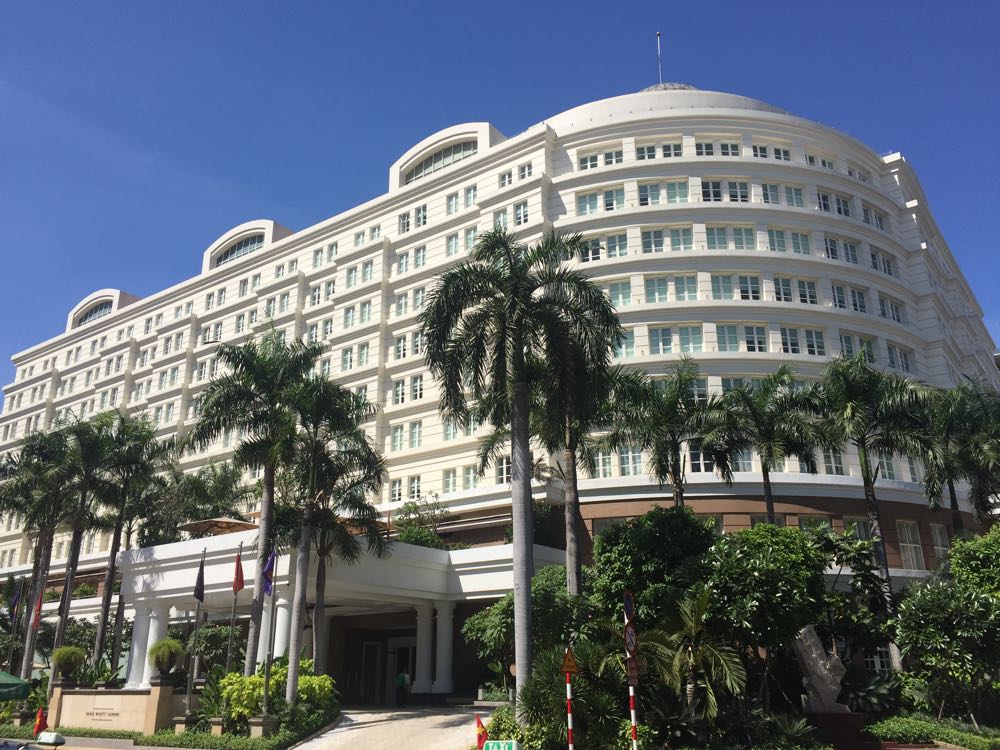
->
57;582;71;618
9;578;22;629
193;554;205;603
262;549;276;596
33;707;47;737
233;548;245;594
475;714;488;749
31;589;43;630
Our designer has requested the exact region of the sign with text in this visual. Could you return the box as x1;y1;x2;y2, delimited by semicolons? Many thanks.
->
484;742;522;750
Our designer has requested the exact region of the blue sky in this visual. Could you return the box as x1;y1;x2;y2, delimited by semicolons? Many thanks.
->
2;1;999;392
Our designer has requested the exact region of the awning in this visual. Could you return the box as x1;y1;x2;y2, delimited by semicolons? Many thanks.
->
0;670;30;700
177;517;257;537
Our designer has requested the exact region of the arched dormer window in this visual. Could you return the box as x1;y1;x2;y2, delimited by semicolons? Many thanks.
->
215;234;264;268
75;300;113;327
404;141;477;185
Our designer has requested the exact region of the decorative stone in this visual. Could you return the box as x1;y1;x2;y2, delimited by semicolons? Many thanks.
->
173;714;198;735
792;625;849;714
208;717;225;737
248;716;277;738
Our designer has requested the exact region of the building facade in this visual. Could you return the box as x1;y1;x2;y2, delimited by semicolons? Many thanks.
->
1;85;997;683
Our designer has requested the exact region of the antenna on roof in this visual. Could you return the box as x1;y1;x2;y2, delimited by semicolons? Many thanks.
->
656;32;663;84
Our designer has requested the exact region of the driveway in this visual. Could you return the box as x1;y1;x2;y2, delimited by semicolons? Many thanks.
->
299;707;491;750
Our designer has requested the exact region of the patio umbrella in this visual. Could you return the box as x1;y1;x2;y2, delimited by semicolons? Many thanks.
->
0;670;30;700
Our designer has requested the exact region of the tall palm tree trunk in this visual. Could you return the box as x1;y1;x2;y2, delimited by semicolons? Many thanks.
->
285;510;312;704
761;464;776;524
510;378;534;708
245;463;276;676
313;552;328;674
562;446;581;597
16;536;45;667
947;478;964;534
672;448;685;506
857;444;894;612
53;525;85;654
92;505;125;665
21;529;53;679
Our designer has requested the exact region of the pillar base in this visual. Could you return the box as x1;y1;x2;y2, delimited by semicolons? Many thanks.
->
208;718;225;737
173;714;198;735
11;709;35;727
249;716;277;738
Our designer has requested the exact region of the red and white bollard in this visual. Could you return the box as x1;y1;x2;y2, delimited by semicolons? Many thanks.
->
566;672;575;750
628;684;639;750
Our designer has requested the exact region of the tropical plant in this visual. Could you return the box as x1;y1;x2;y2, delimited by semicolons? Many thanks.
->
189;329;322;676
191;624;244;673
949;525;1000;595
0;428;72;678
419;228;620;702
818;354;931;599
148;637;185;675
923;383;1000;531
51;645;87;679
92;412;173;667
605;357;722;506
655;590;746;720
280;376;386;701
706;524;827;708
707;366;821;523
590;505;716;624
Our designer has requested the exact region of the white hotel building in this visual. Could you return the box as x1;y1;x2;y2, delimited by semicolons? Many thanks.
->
0;84;997;700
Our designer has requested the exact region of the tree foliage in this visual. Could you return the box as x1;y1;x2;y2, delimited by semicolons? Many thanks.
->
949;525;1000;596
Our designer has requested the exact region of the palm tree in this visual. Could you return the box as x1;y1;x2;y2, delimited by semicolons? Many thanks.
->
190;329;322;676
281;376;386;702
818;355;931;598
419;229;620;700
91;412;173;666
0;429;72;678
707;366;822;524
51;418;113;657
606;357;721;506
923;383;1000;532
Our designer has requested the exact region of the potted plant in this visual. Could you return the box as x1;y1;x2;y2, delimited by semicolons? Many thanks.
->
148;638;185;676
51;645;87;682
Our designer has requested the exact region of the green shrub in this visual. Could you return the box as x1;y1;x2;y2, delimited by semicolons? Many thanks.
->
148;637;185;674
51;645;87;677
72;583;98;598
866;717;935;744
484;704;524;743
44;589;61;602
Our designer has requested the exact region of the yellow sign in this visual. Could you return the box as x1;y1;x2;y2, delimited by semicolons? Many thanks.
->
561;647;579;675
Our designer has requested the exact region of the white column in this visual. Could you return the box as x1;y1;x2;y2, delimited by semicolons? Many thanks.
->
255;598;274;664
272;596;292;658
431;600;455;694
124;604;151;688
411;604;434;694
140;605;170;687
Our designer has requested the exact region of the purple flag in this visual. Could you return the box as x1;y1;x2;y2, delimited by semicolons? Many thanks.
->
262;550;276;596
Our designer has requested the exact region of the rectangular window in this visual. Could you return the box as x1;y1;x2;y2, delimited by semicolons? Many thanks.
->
577;193;599;215
393;381;407;406
850;288;867;313
609;281;631;307
580;239;601;263
414;246;426;268
695;142;714;156
641;230;664;253
664;180;688;203
413;287;425;310
733;227;755;250
805;329;826;356
745;326;767;352
785;186;804;207
607;234;628;257
464;185;477;207
728;181;749;202
446;193;459;215
619;446;642;476
930;524;950;561
360;301;372;323
823;449;845;475
615;329;635;358
675;275;697;301
897;520;926;570
767;229;786;252
649;327;672;354
689;440;714;472
780;327;801;354
717;325;739;352
678;326;703;353
711;274;733;300
446;233;459;257
358;342;369;366
395;293;408;317
706;226;728;250
391;479;402;502
391;426;404;452
578;154;598;170
498;170;513;187
835;196;851;217
341;348;354;371
443;468;457;494
493;209;508;229
701;180;722;202
752;145;769;159
761;183;779;204
409;421;422;448
817;191;831;212
645;277;668;303
410;375;423;400
394;336;407;360
669;228;692;251
519;162;533;179
325;281;336;300
879;295;903;323
343;307;356;327
462;466;478;490
604;149;623;165
515;201;529;225
739;275;761;300
798;280;818;304
720;142;740;157
831;284;847;309
635;145;656;160
638;183;660;206
663;143;682;157
398;212;411;234
411;331;424;355
397;253;410;274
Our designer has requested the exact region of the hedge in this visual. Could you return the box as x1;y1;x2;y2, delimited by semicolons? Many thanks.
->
867;716;1000;750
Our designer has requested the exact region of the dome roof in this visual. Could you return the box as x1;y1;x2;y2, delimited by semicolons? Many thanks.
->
640;82;699;92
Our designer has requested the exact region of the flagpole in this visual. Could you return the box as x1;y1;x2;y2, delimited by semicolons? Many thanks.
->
185;549;207;718
261;556;277;718
225;542;243;674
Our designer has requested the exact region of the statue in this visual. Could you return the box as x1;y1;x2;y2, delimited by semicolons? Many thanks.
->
792;626;849;713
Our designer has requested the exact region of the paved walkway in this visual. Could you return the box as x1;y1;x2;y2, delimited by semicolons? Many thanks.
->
300;707;490;750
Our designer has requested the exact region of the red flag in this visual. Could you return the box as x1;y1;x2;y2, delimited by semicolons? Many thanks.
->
233;548;245;594
33;707;47;737
31;589;43;630
475;714;488;749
